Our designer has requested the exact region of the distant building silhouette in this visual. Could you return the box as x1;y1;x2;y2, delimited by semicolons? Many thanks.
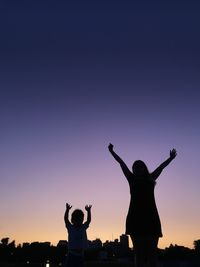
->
88;238;102;249
22;242;30;248
120;234;129;250
57;240;68;247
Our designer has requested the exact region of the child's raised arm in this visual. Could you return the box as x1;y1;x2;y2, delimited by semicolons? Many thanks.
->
108;143;132;179
85;205;92;225
64;203;72;227
151;149;177;180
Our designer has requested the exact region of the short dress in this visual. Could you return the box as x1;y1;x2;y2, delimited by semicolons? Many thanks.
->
125;174;162;237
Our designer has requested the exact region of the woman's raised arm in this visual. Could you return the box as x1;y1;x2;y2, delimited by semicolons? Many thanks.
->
108;143;132;179
151;149;177;180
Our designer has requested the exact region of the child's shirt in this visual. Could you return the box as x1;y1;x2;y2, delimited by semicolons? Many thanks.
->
66;222;89;251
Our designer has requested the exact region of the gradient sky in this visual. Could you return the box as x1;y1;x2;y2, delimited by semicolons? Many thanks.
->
0;1;200;249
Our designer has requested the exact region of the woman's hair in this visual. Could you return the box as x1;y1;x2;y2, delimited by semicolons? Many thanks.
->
132;160;156;184
71;209;84;224
132;160;150;176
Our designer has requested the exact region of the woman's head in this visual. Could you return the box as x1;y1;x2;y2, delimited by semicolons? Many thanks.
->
132;160;149;176
71;209;84;225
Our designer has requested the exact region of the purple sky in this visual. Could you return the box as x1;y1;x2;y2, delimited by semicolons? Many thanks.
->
0;1;200;248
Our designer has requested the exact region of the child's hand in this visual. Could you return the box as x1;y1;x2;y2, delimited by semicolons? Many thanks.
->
85;205;92;211
66;203;72;211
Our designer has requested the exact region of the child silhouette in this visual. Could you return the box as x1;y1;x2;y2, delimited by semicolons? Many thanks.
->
64;203;92;267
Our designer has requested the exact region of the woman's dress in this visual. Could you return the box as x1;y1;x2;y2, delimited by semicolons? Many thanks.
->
125;175;162;237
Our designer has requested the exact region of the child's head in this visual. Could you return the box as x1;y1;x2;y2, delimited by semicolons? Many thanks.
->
71;209;84;226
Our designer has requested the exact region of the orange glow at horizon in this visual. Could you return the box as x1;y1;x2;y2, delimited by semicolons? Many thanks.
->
2;207;198;250
6;227;196;250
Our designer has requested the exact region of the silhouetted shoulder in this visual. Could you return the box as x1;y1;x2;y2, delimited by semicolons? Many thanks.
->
150;169;162;180
65;221;72;230
120;162;133;182
83;221;90;229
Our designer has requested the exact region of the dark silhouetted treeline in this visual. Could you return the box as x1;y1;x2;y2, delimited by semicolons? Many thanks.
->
0;237;200;265
0;238;65;265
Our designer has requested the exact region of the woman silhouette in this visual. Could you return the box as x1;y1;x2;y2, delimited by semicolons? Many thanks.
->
108;144;177;267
